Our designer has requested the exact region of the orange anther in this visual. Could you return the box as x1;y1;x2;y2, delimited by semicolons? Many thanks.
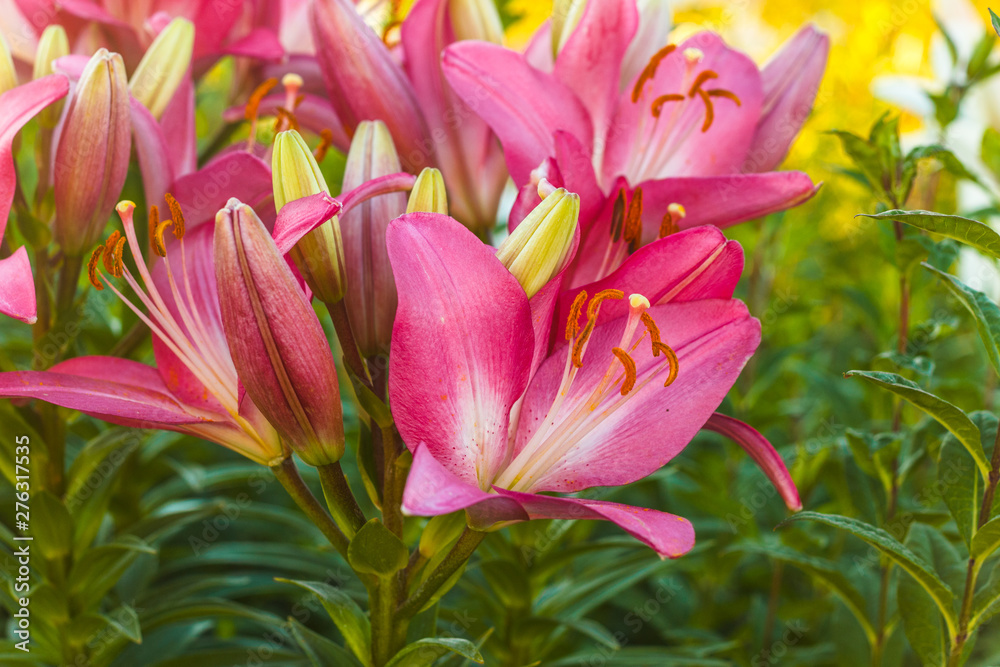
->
565;290;588;341
148;205;160;252
651;93;685;118
111;236;126;278
586;289;625;319
103;231;120;274
687;70;719;97
707;88;741;106
164;192;185;239
640;312;661;347
152;220;174;258
631;44;677;103
87;246;104;290
314;128;335;162
572;318;596;368
611;347;637;395
652;341;679;385
245;77;278;122
623;188;643;244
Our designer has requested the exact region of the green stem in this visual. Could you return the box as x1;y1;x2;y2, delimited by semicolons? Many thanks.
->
979;426;1000;528
325;298;372;390
396;527;485;621
370;576;400;667
317;462;366;538
381;424;404;538
270;457;349;558
55;254;82;322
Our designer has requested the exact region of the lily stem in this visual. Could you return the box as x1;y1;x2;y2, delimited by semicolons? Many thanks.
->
55;254;82;322
381;424;404;538
396;527;485;621
271;456;349;559
325;298;372;390
317;461;366;538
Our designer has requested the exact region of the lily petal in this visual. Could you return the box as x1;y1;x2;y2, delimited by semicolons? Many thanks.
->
494;488;696;559
169;151;274;228
0;248;37;324
638;171;820;240
402;443;528;522
703;413;802;511
272;192;343;255
554;0;637;164
0;361;204;427
745;25;829;173
1;74;70;239
442;41;593;186
387;213;535;487
560;226;744;328
515;299;760;492
130;95;174;213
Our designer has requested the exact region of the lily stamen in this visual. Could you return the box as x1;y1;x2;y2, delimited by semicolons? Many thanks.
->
631;44;677;103
245;77;278;152
611;347;637;395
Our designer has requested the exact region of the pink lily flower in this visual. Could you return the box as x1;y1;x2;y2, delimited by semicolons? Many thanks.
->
309;0;508;233
0;74;69;324
10;0;283;69
387;212;798;558
443;2;828;285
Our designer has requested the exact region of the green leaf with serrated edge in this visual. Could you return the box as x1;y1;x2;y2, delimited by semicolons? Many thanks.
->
348;519;408;577
32;490;72;560
778;512;957;635
972;517;1000;560
384;638;484;667
277;579;370;666
939;412;993;550
844;370;990;479
729;542;876;645
289;617;364;667
925;264;1000;377
856;210;1000;260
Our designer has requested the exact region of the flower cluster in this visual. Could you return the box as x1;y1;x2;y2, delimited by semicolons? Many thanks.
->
0;0;824;562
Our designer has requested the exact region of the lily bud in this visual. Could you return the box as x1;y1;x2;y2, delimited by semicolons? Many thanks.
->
0;32;16;95
54;49;131;257
448;0;504;44
214;198;345;467
32;26;69;128
129;17;195;119
551;0;588;56
272;129;348;304
496;187;579;298
406;168;448;214
341;120;407;357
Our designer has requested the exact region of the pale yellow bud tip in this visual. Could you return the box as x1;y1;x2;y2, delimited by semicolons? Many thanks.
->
407;168;448;214
496;188;580;298
129;17;195;119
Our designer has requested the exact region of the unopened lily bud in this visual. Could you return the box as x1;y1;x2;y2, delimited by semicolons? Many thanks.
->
129;17;194;119
0;33;16;95
448;0;504;44
551;0;588;56
272;129;348;304
406;168;448;214
215;198;345;467
496;188;579;298
32;26;69;128
54;49;131;257
342;120;407;357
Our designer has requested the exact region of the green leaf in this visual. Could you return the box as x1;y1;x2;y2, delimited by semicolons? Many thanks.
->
898;527;949;667
983;128;1000;182
102;604;142;645
830;130;883;193
384;638;484;667
779;512;957;635
844;370;990;479
348;519;408;577
925;264;1000;377
972;516;1000;560
856;210;1000;260
481;559;531;610
729;542;876;646
992;8;1000;37
31;491;73;561
277;579;370;666
289;617;364;667
939;412;995;550
67;535;156;610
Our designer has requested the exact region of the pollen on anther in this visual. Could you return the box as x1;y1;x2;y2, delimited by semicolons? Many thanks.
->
572;318;596;368
623;188;643;244
651;93;684;118
245;77;278;122
102;231;120;274
164;193;185;239
688;70;719;97
111;236;126;278
611;347;637;395
631;44;676;103
315;129;334;162
640;312;662;347
148;205;160;251
653;342;680;386
87;246;104;290
566;290;588;341
587;289;625;319
152;220;173;258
